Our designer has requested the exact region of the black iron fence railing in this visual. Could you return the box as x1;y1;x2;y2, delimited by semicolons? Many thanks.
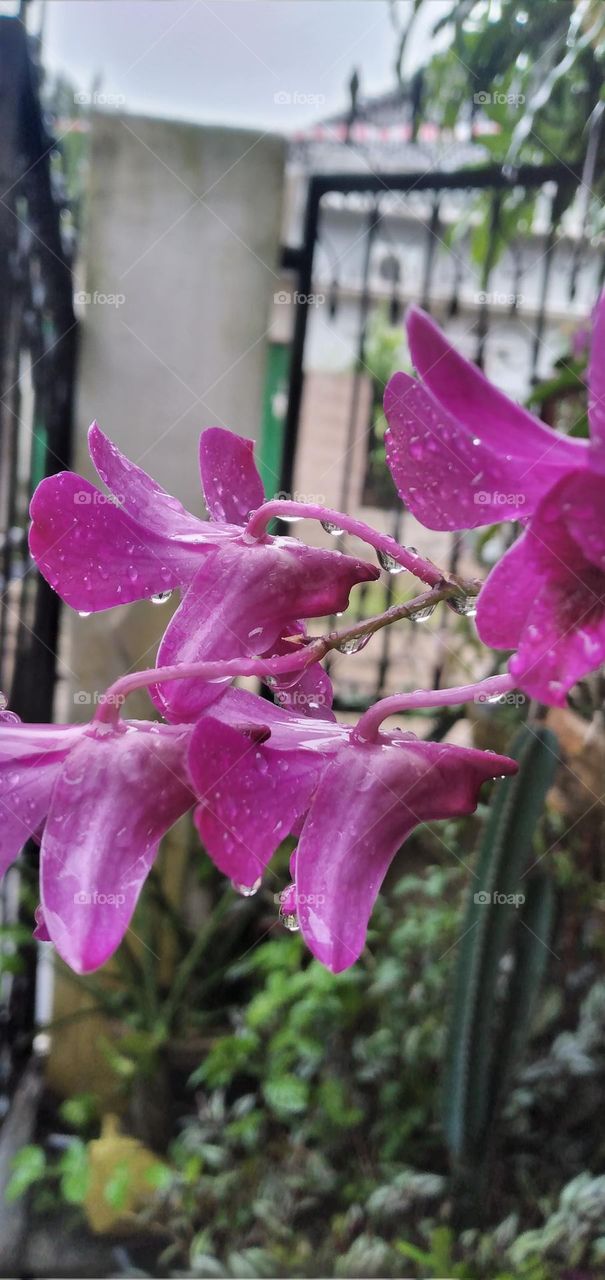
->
0;14;76;1103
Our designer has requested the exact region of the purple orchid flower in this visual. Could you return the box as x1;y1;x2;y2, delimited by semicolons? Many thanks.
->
0;684;340;972
188;693;517;972
0;715;194;972
384;298;605;705
29;424;377;721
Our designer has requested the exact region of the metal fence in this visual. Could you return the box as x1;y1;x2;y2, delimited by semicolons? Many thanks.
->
279;158;601;710
0;15;76;1103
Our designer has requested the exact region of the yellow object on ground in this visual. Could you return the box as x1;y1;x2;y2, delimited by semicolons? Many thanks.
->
84;1114;169;1235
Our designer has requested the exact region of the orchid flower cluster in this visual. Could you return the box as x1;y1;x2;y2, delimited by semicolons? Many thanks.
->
2;295;603;978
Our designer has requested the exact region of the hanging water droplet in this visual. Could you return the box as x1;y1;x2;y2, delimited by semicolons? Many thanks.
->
281;911;300;932
151;590;173;605
78;611;91;618
447;594;477;618
280;513;301;525
377;548;405;575
409;603;436;622
336;632;371;655
232;877;262;897
321;519;343;537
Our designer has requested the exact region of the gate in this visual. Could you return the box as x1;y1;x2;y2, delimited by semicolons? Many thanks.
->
278;158;599;712
0;15;76;1103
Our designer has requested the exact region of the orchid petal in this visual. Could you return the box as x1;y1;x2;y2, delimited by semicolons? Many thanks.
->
0;723;80;876
199;428;265;525
153;538;377;722
40;723;194;973
189;718;325;889
296;737;517;972
29;472;207;610
271;624;336;721
478;471;605;705
88;422;210;541
384;308;587;530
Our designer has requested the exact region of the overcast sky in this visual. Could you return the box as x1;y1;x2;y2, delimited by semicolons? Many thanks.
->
20;0;451;130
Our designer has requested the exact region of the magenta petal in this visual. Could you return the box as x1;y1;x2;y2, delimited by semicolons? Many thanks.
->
407;306;582;460
88;422;210;541
478;471;605;705
384;308;587;530
0;723;79;876
274;661;335;721
40;723;194;973
588;292;605;464
29;472;206;610
33;905;51;942
153;538;378;722
199;428;266;525
296;738;517;973
189;717;325;888
271;625;335;721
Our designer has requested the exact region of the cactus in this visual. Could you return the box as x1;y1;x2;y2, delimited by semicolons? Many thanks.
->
443;725;558;1186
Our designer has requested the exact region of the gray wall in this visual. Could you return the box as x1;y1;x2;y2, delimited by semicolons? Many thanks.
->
60;113;285;718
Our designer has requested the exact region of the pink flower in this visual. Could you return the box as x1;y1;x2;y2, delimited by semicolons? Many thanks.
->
188;701;517;971
384;298;605;705
30;424;377;721
0;688;340;972
0;716;194;972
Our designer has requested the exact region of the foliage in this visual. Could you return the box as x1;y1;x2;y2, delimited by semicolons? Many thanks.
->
444;726;558;1180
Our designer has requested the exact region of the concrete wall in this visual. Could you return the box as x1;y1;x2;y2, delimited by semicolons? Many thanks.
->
58;112;285;718
78;111;285;506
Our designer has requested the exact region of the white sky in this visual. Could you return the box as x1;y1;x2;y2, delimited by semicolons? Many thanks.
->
21;0;452;130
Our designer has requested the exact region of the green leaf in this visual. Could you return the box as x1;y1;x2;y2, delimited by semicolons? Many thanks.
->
5;1145;47;1202
58;1139;90;1204
262;1074;309;1117
444;725;558;1169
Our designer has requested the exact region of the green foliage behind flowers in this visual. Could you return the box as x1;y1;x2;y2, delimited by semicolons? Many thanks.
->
191;860;464;1167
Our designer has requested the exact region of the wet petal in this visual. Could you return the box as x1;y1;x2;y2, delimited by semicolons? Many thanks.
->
199;428;266;525
189;717;326;889
296;737;516;972
0;723;79;876
40;723;194;973
153;538;377;722
29;471;207;610
478;471;605;704
271;625;336;721
88;421;210;541
384;308;587;530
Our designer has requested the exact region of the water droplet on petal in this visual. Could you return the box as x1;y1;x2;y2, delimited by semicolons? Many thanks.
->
321;519;343;537
336;632;371;655
377;548;405;575
281;911;300;932
232;877;262;897
151;590;173;605
78;611;91;618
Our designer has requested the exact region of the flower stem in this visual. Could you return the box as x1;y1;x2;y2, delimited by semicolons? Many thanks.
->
94;584;480;726
353;673;517;743
246;500;444;587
